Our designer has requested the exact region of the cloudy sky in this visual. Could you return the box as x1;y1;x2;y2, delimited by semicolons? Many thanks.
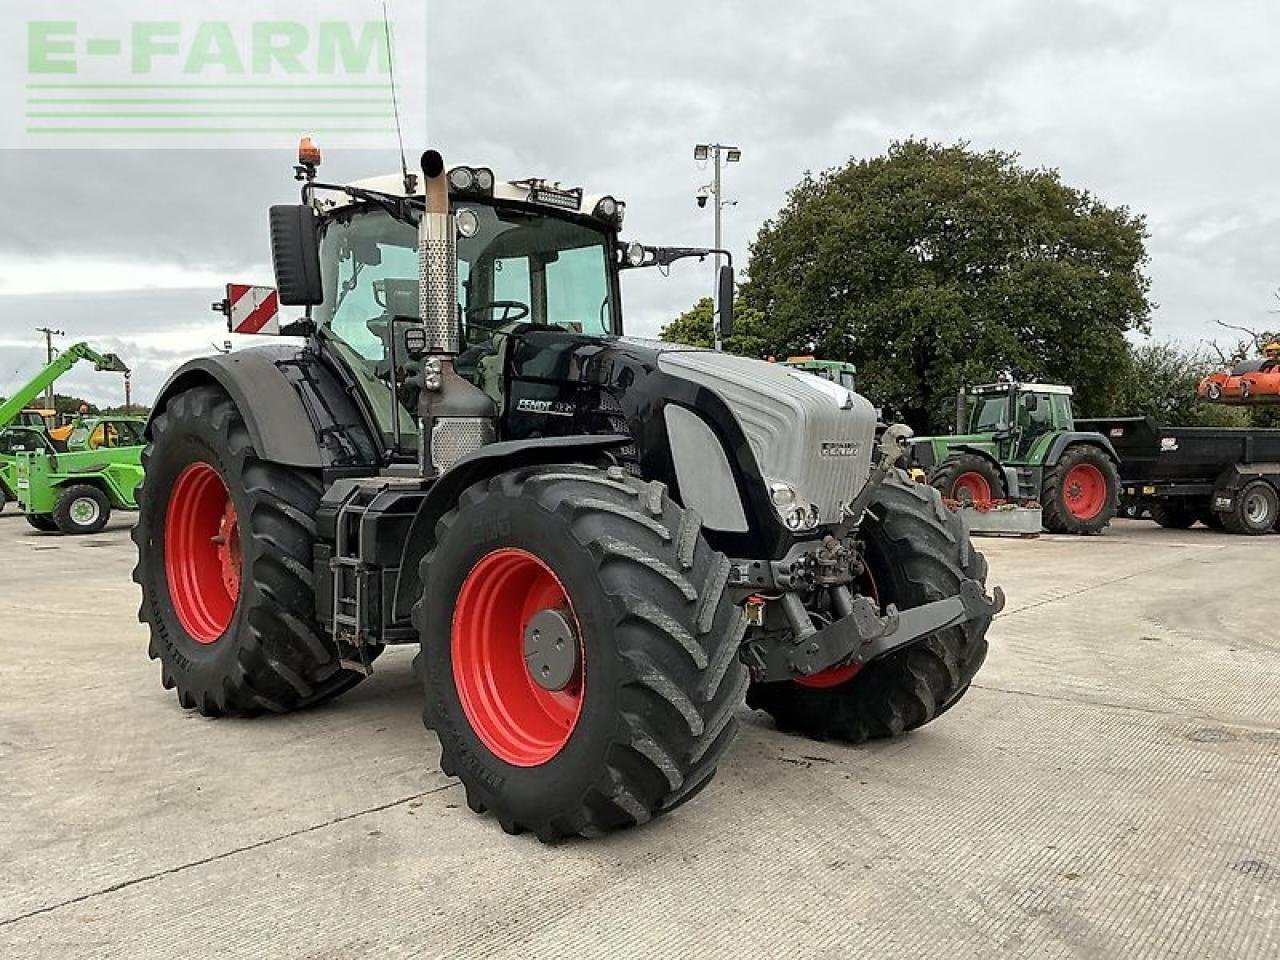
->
2;0;1279;406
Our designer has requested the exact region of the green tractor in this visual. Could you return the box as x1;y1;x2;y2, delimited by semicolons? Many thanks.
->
907;382;1121;535
15;416;147;534
778;356;857;391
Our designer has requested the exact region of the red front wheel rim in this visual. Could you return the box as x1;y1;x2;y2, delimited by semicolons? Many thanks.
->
165;462;240;644
951;471;993;503
452;548;584;767
1063;463;1107;520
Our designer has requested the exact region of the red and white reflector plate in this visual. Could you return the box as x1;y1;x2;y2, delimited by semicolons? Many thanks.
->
227;284;280;335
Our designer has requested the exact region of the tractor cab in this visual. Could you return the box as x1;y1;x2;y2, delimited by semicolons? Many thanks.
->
962;383;1075;460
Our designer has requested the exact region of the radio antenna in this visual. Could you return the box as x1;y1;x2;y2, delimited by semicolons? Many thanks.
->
382;0;414;194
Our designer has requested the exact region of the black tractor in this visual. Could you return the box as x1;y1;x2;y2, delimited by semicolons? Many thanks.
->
133;145;1002;841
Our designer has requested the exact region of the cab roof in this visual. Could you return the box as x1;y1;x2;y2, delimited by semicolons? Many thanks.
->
320;169;622;225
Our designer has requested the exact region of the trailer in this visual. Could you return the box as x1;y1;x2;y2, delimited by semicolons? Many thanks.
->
1077;416;1280;535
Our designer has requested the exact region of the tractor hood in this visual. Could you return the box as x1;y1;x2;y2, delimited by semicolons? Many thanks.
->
655;347;878;528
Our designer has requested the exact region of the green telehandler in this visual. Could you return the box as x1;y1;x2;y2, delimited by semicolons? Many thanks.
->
0;342;129;513
905;382;1122;535
15;416;147;534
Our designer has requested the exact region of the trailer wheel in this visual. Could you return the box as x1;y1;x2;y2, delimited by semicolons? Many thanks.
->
1149;500;1196;530
133;384;371;716
416;465;748;841
747;474;992;742
52;484;111;535
929;453;1004;503
1041;444;1119;535
26;513;58;533
1221;480;1279;536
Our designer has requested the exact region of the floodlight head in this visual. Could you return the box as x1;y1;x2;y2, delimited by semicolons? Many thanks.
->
725;148;742;163
693;144;709;161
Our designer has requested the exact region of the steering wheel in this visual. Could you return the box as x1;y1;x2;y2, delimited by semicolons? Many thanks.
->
466;300;530;326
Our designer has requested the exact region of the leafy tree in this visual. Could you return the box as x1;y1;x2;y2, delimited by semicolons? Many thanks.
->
704;139;1152;431
1115;341;1250;427
660;296;774;357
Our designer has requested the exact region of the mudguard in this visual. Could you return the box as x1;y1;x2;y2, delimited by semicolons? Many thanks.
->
148;345;377;469
1046;431;1120;466
391;434;631;623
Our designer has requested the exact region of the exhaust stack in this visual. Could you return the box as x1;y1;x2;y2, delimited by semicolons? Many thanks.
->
416;149;496;477
419;150;461;356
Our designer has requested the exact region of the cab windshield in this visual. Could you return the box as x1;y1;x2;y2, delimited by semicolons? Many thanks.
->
313;204;616;451
968;392;1010;433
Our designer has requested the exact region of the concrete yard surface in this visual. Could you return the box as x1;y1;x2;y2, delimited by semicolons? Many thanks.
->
0;515;1276;958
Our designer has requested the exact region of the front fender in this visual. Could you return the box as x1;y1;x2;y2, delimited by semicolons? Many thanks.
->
391;434;631;624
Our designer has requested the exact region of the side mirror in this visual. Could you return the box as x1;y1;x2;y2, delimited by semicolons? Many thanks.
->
1022;393;1039;413
715;264;735;343
269;205;323;306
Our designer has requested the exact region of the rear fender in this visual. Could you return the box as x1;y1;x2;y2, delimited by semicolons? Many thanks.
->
1046;432;1120;466
391;434;631;624
148;346;378;470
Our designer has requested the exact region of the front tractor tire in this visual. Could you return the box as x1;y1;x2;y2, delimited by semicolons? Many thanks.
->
747;474;992;742
417;465;749;842
929;453;1005;503
1040;444;1120;535
133;385;369;716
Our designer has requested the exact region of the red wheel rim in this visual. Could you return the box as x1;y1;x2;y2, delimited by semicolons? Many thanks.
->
1063;463;1107;520
165;462;240;644
795;570;879;689
951;471;992;503
452;548;584;767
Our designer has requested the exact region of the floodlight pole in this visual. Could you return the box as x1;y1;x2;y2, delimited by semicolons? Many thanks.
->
35;326;64;410
695;143;740;351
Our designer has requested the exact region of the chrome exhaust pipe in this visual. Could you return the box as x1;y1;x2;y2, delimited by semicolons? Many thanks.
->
416;149;496;476
419;150;460;356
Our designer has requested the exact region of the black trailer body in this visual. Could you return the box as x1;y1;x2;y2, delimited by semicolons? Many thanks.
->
1078;416;1280;535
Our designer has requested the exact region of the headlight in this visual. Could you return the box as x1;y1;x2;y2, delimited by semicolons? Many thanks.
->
456;208;480;239
768;481;819;531
448;167;475;191
625;242;647;267
447;166;495;197
593;196;625;227
769;481;797;508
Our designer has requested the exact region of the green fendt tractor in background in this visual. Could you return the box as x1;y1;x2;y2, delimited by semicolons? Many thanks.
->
0;341;130;514
907;382;1121;535
779;356;858;391
16;416;147;534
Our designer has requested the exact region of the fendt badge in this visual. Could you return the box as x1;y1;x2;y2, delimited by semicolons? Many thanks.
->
516;397;575;418
820;442;858;457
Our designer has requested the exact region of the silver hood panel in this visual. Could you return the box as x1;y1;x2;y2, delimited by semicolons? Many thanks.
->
657;351;877;525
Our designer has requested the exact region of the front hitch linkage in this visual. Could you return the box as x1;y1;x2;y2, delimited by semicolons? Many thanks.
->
745;578;1006;684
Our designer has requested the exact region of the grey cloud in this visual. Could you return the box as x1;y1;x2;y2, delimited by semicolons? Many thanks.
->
2;0;1279;394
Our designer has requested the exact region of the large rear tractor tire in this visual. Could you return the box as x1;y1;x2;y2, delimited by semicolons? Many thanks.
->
1041;445;1120;535
417;464;748;841
133;384;371;716
1149;500;1196;530
746;474;992;742
929;453;1005;503
1220;480;1279;536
